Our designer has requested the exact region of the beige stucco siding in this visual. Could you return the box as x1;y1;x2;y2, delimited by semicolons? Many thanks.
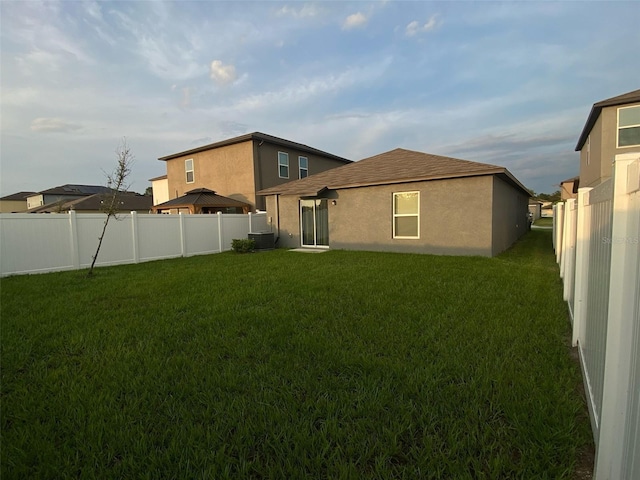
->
165;140;256;207
269;176;497;256
491;176;529;256
0;200;28;213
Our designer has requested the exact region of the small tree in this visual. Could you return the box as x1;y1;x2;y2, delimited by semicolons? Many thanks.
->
87;138;134;276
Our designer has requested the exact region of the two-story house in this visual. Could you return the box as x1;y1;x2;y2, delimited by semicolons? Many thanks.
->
153;132;352;212
575;89;640;187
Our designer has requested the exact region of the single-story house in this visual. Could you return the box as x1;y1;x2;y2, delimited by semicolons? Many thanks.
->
0;192;37;213
151;188;251;214
259;148;531;257
528;200;543;221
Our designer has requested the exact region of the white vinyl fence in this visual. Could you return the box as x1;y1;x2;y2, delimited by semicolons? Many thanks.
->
555;153;640;479
0;211;268;277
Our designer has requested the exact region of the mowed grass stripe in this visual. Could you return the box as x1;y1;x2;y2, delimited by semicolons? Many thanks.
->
1;230;592;479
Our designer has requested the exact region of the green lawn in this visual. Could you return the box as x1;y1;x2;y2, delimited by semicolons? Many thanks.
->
534;217;554;227
1;230;592;479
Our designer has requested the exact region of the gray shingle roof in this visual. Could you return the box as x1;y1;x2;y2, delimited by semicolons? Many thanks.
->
258;148;529;196
152;188;250;209
28;192;152;213
39;184;115;195
0;191;37;201
575;89;640;151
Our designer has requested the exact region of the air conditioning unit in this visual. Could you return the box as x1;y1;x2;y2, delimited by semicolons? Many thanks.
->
248;232;275;251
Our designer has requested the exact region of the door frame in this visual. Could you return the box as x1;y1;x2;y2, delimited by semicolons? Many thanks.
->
299;198;330;248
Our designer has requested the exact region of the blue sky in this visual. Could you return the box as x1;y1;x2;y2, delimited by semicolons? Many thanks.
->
1;1;639;197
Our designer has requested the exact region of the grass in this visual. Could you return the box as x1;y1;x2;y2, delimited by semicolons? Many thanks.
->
534;217;554;227
1;230;592;479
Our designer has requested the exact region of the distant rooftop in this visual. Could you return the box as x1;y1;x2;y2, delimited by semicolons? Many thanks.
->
37;184;116;196
0;191;37;201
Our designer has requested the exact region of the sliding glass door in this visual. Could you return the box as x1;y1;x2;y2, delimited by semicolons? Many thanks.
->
300;199;329;248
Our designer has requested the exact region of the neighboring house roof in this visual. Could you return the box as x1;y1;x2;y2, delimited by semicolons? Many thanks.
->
575;88;640;151
560;175;579;183
149;174;168;181
0;191;37;201
529;200;543;205
28;192;152;213
152;188;250;210
37;184;116;196
158;131;352;164
560;176;580;194
258;148;530;197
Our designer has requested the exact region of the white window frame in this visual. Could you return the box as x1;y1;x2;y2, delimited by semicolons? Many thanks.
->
299;156;308;179
393;191;420;239
278;152;289;179
617;105;640;148
185;158;194;184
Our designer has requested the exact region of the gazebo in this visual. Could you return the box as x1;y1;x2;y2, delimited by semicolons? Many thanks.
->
151;188;251;214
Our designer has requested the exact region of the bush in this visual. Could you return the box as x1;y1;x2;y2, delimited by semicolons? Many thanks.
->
231;238;255;253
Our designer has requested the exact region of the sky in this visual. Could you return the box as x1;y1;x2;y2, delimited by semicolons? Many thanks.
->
1;1;639;197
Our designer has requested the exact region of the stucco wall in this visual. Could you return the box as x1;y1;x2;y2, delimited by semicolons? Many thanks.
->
163;140;348;212
580;102;640;188
268;176;498;256
0;200;28;213
165;141;256;208
151;178;169;206
491;176;529;256
254;142;350;210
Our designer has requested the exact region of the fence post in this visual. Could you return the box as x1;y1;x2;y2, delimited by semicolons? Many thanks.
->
552;204;557;250
562;199;576;300
217;212;223;252
572;187;592;346
595;154;640;480
131;212;140;263
68;210;80;270
248;212;253;234
555;202;564;264
179;212;186;257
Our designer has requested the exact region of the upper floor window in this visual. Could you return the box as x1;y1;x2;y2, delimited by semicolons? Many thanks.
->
299;156;308;179
618;105;640;148
278;152;289;178
185;159;194;183
393;191;420;239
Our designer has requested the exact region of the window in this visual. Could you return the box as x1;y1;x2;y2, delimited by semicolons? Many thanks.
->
618;105;640;148
185;159;194;183
586;135;590;165
278;152;289;178
393;191;419;239
299;156;308;179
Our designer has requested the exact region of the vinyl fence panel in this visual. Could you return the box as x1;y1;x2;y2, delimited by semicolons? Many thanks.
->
557;153;640;479
0;212;268;277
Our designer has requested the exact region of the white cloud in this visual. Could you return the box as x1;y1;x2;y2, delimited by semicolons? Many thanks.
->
405;14;440;36
343;12;368;30
30;117;82;133
276;4;321;18
210;60;238;86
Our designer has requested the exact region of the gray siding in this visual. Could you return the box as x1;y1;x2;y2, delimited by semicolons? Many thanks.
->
269;176;501;256
491;176;529;256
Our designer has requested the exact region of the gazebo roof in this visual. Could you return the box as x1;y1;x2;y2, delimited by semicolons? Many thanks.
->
152;188;250;211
